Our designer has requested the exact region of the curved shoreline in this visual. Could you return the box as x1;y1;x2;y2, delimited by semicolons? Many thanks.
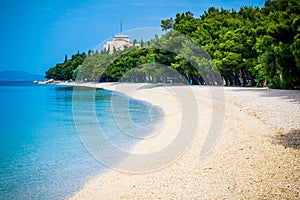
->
67;83;300;199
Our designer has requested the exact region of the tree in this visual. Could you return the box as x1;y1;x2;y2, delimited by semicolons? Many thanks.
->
133;39;137;46
45;0;300;88
45;52;86;80
161;18;173;31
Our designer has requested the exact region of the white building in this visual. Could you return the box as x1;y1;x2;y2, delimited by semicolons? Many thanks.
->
103;34;133;54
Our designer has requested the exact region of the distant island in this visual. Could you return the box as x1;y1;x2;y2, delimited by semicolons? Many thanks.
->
0;70;44;82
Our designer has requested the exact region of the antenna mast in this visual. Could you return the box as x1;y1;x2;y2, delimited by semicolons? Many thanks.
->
120;19;122;33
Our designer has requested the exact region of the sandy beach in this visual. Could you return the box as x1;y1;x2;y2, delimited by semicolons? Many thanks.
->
67;83;299;199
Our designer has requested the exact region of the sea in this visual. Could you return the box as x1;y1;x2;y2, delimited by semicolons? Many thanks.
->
0;81;162;200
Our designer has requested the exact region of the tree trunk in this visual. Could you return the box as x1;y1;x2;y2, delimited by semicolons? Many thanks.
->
233;72;241;86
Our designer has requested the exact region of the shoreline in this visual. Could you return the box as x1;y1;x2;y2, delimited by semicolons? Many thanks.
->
66;82;299;199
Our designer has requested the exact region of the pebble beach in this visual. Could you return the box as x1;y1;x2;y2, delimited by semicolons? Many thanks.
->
68;83;299;199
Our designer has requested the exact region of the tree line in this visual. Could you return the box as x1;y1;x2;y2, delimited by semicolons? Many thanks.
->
45;0;300;89
45;52;86;81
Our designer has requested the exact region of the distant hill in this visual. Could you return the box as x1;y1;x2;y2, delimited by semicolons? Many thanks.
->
0;70;45;81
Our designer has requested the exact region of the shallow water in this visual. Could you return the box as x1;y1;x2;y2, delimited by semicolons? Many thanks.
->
0;82;161;199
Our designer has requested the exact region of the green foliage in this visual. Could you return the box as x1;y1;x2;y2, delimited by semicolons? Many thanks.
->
161;18;174;31
45;52;86;80
169;0;300;88
45;0;300;89
291;34;300;70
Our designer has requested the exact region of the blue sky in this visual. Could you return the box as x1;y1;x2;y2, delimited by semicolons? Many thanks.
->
0;0;265;75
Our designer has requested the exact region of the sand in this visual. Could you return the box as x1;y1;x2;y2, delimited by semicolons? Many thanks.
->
67;83;299;199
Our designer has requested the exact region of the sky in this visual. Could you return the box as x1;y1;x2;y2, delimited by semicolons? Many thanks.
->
0;0;265;75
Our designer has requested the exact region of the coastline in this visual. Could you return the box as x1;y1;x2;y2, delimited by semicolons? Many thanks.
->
66;83;299;199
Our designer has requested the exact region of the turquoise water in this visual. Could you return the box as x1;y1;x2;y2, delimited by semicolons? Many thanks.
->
0;82;161;199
